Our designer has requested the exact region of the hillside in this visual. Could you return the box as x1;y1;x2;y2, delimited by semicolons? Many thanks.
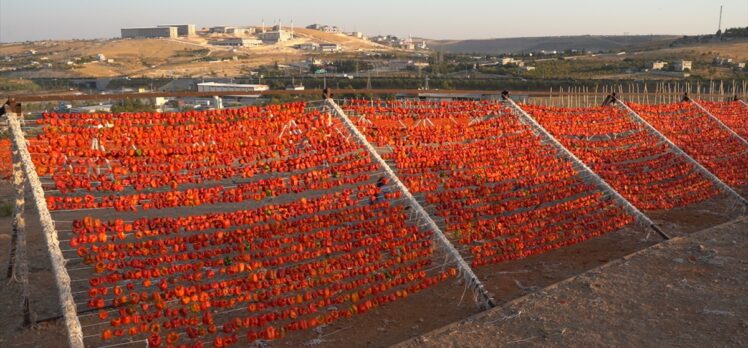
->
427;35;678;54
0;31;394;79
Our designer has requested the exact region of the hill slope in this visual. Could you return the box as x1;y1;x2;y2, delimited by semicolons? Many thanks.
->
427;35;678;54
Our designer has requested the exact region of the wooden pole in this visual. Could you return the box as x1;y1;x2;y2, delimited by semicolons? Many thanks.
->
10;144;31;326
6;113;84;348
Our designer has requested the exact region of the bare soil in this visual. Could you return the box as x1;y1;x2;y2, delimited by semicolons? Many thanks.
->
397;216;748;348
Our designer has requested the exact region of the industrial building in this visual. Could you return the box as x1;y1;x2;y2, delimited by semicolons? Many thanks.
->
261;29;292;43
197;82;270;93
296;42;319;51
157;24;196;37
319;43;342;53
121;27;177;39
209;26;256;36
227;27;256;36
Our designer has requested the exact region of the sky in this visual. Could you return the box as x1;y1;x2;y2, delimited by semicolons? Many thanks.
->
1;0;747;43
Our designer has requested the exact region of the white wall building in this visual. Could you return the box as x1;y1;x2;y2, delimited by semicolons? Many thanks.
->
158;24;196;37
674;60;692;71
197;82;270;93
319;43;342;52
652;61;668;70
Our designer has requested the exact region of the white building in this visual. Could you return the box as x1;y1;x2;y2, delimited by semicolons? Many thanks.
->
674;60;692;71
261;29;292;43
197;82;270;93
158;24;196;37
652;61;668;70
296;42;319;51
501;57;525;67
319;43;342;52
226;27;256;36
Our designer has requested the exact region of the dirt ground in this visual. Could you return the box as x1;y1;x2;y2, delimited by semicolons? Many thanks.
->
397;216;748;348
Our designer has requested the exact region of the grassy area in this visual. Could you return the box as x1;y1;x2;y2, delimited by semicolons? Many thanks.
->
0;77;40;93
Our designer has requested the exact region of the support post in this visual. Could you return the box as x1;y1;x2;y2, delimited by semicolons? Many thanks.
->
691;100;748;147
325;99;496;310
505;98;671;240
11;144;32;325
616;101;748;206
6;113;84;348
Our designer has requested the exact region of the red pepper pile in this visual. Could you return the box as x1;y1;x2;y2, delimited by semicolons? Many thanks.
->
344;100;635;267
0;139;11;180
523;104;721;210
699;100;748;140
631;102;748;187
30;102;455;347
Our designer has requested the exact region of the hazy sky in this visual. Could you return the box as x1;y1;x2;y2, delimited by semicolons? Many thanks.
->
1;0;747;43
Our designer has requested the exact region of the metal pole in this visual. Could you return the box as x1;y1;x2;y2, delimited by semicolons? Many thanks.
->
616;101;748;206
6;113;84;348
505;98;670;240
324;99;496;310
691;100;748;146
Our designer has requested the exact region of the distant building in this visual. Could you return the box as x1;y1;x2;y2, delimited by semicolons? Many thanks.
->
226;27;256;36
70;104;113;113
348;32;364;39
121;27;177;39
306;24;323;30
196;82;270;93
209;38;263;47
652;61;668;70
739;62;746;69
286;84;305;91
321;25;341;33
674;60;692;71
296;42;319;51
501;57;524;67
96;54;106;62
523;66;536;71
209;26;233;34
714;57;733;65
319;43;342;52
158;24;196;37
261;29;292;43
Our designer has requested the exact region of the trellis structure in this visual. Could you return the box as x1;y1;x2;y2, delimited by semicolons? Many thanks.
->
3;93;748;347
615;100;748;206
691;99;748;147
326;99;496;309
505;98;671;240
